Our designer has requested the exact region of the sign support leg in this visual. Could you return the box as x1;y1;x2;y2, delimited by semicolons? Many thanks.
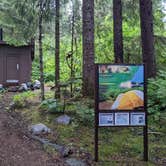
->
143;122;148;161
95;121;98;161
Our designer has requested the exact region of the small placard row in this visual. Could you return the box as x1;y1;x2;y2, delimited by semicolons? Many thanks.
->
99;112;145;126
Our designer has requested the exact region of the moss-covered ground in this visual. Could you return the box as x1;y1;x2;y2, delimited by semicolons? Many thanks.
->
14;90;166;165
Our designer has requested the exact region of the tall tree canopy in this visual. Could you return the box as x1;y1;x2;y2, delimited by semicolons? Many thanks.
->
0;0;165;97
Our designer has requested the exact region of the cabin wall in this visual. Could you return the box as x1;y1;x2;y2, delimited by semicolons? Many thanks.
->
0;45;32;85
0;47;4;84
19;48;32;83
5;46;20;84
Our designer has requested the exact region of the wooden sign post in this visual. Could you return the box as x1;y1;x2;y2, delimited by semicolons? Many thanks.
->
94;64;148;162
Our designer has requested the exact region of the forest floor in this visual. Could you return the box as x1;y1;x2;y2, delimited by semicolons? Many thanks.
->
0;90;166;166
0;92;66;166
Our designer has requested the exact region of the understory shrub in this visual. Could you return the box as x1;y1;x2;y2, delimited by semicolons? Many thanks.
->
148;70;166;120
13;91;36;108
74;99;94;126
39;99;64;113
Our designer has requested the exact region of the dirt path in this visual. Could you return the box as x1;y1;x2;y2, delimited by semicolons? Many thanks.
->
0;92;66;166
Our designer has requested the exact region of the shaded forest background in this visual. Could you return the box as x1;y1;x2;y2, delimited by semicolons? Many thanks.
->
0;0;166;118
0;1;166;164
0;0;166;77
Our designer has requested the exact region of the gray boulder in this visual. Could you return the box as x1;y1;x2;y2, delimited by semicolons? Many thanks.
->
55;115;71;125
29;123;51;135
9;102;16;111
65;158;87;166
60;146;73;157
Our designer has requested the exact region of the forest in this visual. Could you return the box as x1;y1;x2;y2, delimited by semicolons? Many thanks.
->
0;0;166;165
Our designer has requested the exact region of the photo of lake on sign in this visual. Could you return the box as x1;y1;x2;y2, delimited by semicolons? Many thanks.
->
98;65;144;110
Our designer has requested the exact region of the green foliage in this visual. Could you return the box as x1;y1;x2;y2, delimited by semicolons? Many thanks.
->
0;88;6;94
3;0;164;87
75;106;94;126
0;0;54;45
1;0;166;123
95;13;114;63
13;95;25;108
0;90;5;100
39;98;64;113
74;99;94;126
32;35;82;83
0;0;38;45
13;91;35;108
148;70;166;120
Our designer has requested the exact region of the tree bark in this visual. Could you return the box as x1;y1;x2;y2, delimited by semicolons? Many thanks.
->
70;0;75;96
82;0;95;97
139;0;156;78
55;0;60;98
113;0;124;63
39;0;45;101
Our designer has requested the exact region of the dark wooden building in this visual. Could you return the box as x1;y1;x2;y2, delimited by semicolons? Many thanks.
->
0;28;34;86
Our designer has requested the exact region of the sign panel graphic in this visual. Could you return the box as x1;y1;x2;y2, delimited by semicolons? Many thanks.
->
95;64;148;162
131;112;145;126
98;65;144;111
99;113;114;126
115;113;129;126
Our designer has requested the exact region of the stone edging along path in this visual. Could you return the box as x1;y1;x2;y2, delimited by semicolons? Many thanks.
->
0;92;89;166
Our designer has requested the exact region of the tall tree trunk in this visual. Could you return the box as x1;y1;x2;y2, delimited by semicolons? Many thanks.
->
70;0;75;96
82;0;95;97
55;0;60;98
139;0;156;78
113;0;124;63
39;0;45;101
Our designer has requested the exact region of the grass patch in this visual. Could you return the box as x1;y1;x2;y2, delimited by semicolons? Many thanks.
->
15;91;166;165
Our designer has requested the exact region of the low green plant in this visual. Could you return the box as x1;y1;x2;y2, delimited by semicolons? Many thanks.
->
13;95;25;108
44;72;55;82
75;104;94;126
148;70;166;121
13;91;36;108
39;98;64;113
45;81;55;87
0;88;6;100
0;89;6;94
0;94;2;100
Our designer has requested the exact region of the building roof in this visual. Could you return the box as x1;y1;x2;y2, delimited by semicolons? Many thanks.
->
0;41;31;47
0;40;35;60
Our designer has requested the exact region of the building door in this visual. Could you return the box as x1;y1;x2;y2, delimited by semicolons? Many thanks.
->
6;56;19;83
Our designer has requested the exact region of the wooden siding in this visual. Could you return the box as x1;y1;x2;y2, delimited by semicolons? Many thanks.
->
0;45;32;86
0;47;4;84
